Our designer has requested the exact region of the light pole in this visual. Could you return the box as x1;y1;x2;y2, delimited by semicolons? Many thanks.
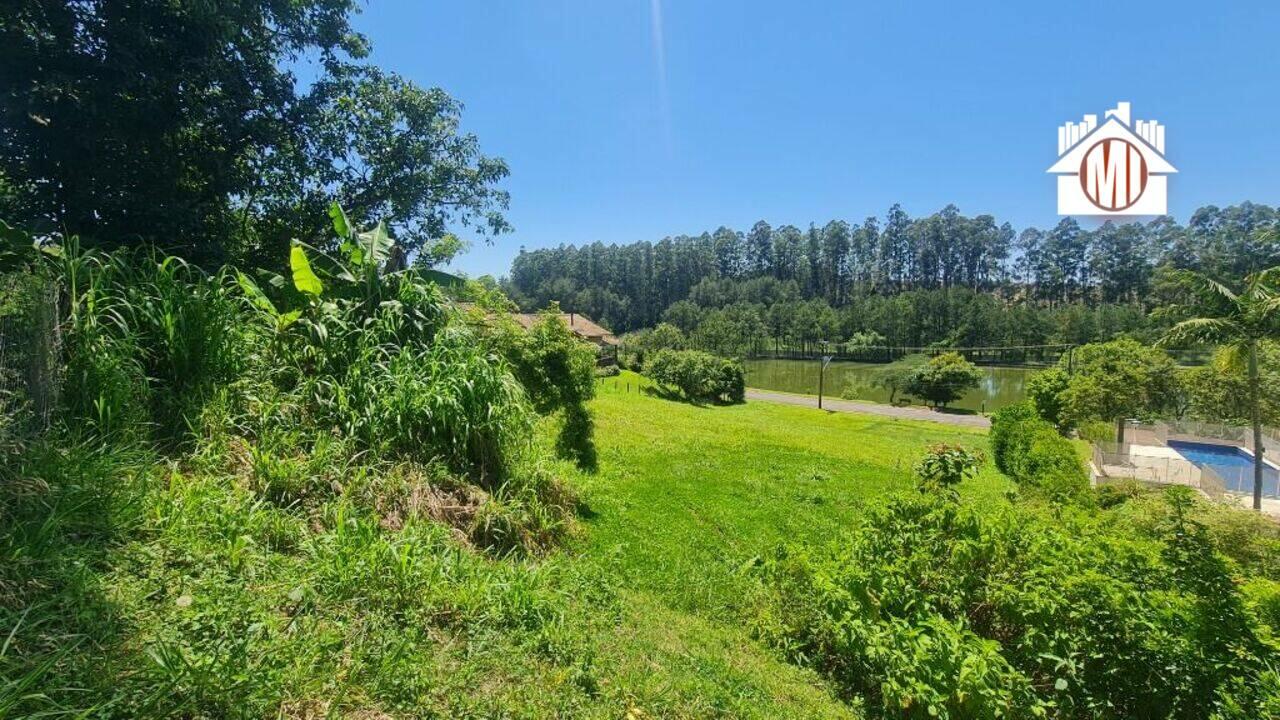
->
818;340;833;410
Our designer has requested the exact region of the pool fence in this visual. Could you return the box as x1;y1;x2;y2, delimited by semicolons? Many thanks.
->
1091;418;1280;500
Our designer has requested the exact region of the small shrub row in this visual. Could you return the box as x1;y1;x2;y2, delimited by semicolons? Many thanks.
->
990;402;1090;501
643;349;745;404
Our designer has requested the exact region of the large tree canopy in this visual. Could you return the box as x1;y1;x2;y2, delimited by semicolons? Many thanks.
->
0;0;509;265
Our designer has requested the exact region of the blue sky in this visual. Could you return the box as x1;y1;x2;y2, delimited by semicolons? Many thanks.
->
353;1;1280;278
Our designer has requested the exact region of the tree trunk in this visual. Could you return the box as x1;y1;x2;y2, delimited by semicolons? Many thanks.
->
1115;416;1126;446
1249;342;1264;511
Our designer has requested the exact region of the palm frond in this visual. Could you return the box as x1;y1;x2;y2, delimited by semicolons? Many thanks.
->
1159;317;1241;347
1201;275;1239;303
1214;342;1249;373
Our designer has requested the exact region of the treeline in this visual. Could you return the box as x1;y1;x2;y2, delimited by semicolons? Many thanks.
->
505;202;1280;345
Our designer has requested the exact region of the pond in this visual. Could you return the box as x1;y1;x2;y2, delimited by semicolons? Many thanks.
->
743;358;1038;413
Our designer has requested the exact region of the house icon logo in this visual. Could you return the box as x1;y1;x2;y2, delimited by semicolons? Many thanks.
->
1047;102;1176;216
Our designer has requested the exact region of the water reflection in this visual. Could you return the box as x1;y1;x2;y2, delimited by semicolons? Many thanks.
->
743;359;1037;413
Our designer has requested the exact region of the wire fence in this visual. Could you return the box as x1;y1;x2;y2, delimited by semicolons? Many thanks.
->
0;274;62;443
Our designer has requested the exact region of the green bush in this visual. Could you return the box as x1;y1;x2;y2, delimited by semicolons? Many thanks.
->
755;490;1280;719
914;444;984;498
990;402;1090;501
618;322;685;370
989;402;1039;475
644;349;745;404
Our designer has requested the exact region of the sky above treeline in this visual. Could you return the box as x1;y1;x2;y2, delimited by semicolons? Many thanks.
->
352;1;1280;278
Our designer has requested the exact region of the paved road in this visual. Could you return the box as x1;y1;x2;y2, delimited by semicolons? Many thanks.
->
745;389;992;429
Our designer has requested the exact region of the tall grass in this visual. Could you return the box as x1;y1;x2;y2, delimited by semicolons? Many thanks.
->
0;214;593;714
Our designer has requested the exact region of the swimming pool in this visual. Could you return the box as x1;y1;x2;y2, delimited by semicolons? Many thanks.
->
1168;440;1280;498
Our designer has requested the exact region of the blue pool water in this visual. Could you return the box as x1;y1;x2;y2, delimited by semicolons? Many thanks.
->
1168;440;1280;498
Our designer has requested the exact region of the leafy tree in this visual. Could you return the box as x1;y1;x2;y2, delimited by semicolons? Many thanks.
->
861;354;927;405
1060;339;1179;445
1183;342;1280;426
906;352;982;408
1160;269;1280;510
644;349;744;404
1;0;509;265
1026;367;1072;432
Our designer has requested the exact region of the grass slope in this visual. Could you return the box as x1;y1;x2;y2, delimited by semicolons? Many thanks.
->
567;372;1010;717
3;372;1009;718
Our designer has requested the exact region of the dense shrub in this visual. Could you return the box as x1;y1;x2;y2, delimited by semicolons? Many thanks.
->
619;321;686;370
644;349;745;404
990;402;1090;501
754;488;1280;719
23;208;581;552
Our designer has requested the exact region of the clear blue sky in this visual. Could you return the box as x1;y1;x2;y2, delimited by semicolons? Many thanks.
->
353;1;1280;278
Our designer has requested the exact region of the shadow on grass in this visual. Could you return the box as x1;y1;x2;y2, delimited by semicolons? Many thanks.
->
0;437;144;716
641;385;747;409
932;406;980;416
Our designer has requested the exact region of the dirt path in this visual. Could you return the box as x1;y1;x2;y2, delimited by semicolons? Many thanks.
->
745;388;992;429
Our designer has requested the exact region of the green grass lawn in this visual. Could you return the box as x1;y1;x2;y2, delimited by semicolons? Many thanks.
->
3;372;1013;718
564;371;1011;717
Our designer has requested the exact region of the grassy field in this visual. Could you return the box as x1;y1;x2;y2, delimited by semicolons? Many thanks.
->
3;371;1014;718
565;371;1011;717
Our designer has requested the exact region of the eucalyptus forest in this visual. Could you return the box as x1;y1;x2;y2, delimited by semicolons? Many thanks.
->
507;203;1280;347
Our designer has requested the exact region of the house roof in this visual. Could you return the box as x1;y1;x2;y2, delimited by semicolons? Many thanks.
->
455;302;619;345
511;312;620;345
1047;116;1177;174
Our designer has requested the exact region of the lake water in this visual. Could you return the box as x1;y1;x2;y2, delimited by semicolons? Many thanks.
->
743;359;1037;413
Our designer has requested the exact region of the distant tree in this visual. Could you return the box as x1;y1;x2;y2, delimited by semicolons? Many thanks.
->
865;354;928;405
1060;339;1179;445
745;221;774;276
662;300;703;334
1160;269;1280;511
907;352;982;408
846;330;888;348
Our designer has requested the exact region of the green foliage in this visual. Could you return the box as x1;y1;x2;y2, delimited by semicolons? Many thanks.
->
846;329;887;347
848;354;927;404
1076;418;1117;444
643;349;745;404
990;402;1090;502
504;307;599;470
1026;366;1071;431
914;444;984;497
905;352;982;408
619;322;686;370
754;489;1279;719
2;2;509;264
1182;341;1280;425
1059;338;1180;435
